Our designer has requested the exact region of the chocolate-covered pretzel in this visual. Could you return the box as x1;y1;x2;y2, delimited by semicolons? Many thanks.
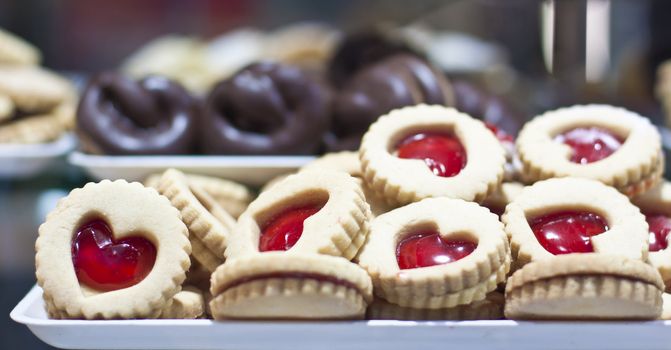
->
328;54;454;151
452;80;524;135
200;62;331;155
77;72;198;155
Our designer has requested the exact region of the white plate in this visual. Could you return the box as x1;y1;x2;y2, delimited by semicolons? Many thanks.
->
68;152;315;186
0;134;76;178
11;286;671;350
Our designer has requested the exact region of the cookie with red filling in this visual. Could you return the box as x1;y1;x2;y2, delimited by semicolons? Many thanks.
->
516;104;662;197
36;180;191;319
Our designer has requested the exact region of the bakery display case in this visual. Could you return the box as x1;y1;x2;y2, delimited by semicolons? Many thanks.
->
3;1;671;349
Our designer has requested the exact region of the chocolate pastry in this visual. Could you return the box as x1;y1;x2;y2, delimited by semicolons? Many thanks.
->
200;61;331;155
328;31;422;88
329;54;454;151
452;80;523;135
77;72;198;155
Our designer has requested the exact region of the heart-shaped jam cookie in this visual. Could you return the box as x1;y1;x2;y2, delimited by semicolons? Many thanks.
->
360;105;505;206
517;105;662;197
226;170;371;260
358;197;510;309
36;180;190;319
504;177;648;270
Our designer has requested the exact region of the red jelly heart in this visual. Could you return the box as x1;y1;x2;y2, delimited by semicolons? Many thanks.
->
644;213;671;252
485;122;515;144
396;232;477;270
396;133;467;177
529;211;608;255
554;127;623;164
72;219;156;292
259;205;323;252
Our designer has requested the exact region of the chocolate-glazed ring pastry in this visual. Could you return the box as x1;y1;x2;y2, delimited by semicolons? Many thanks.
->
328;31;422;88
77;72;198;155
329;54;454;151
452;80;523;135
200;62;330;155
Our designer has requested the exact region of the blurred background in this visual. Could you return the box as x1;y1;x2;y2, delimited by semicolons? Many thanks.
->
2;0;671;348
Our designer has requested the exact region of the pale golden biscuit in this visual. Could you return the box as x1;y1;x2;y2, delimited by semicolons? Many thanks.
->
357;197;510;309
0;28;40;65
35;180;191;319
300;151;361;177
367;292;504;321
259;173;292;193
656;60;671;127
157;169;237;272
661;293;671;320
226;170;371;261
481;182;524;216
0;112;66;144
160;286;205;319
209;253;372;320
0;66;73;113
517;104;662;196
632;181;671;291
0;94;14;122
360;105;505;206
264;22;341;69
505;254;663;320
503;177;649;270
145;172;253;218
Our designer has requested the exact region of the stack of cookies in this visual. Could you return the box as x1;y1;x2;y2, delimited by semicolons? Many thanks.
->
35;103;671;321
0;28;76;144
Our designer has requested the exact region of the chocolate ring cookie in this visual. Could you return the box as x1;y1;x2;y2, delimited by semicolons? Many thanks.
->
200;62;330;155
77;72;198;155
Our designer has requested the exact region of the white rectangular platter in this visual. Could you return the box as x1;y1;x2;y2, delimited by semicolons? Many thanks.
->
11;286;671;350
68;152;315;186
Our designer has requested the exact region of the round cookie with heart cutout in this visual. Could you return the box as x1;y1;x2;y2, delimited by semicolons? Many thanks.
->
36;180;191;319
226;170;371;261
516;104;663;197
632;181;671;292
357;197;510;309
359;105;506;206
503;177;649;270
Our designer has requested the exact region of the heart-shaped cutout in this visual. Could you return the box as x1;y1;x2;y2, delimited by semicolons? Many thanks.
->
396;231;477;269
396;132;467;178
529;211;609;255
259;205;324;252
72;219;156;292
554;127;624;164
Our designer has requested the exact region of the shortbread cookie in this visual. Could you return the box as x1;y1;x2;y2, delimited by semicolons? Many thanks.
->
209;252;372;319
145;172;253;218
184;259;212;291
300;152;393;217
481;182;524;217
0;28;40;65
367;292;504;321
0;66;73;113
259;173;292;193
0;112;67;144
157;169;237;272
0;94;14;122
264;22;340;69
661;293;671;320
36;180;191;319
360;105;505;206
632;181;671;291
160;286;205;319
517;104;662;196
503;177;649;270
505;254;663;320
226;170;371;261
357;197;510;309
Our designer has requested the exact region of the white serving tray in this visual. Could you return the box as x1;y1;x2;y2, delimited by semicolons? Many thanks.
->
0;133;76;178
68;152;315;186
11;286;671;350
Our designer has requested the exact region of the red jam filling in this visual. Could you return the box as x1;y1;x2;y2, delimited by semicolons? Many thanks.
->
529;211;609;255
396;232;477;270
259;205;323;252
554;127;623;164
396;132;466;177
485;122;515;145
644;213;671;252
71;219;156;291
